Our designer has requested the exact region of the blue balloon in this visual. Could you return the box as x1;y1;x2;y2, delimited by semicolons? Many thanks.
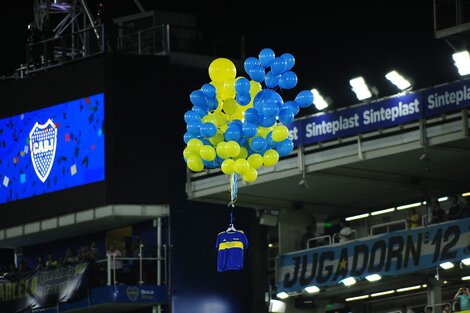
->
259;115;276;127
276;139;294;156
244;57;260;73
235;77;250;94
203;159;219;169
184;110;200;124
229;120;243;131
251;136;267;152
187;120;202;136
242;122;258;138
244;108;260;124
206;98;219;111
295;90;314;108
237;136;247;147
260;101;280;118
284;101;300;116
278;108;295;125
192;105;208;117
247;65;265;82
278;71;298;89
265;71;280;88
200;138;211;146
200;122;217;138
224;126;241;141
184;131;198;144
201;83;216;99
236;93;251;106
190;90;208;107
281;53;295;71
254;89;284;110
270;57;288;75
259;48;275;68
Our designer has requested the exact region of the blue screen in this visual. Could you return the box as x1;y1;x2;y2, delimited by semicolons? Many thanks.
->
0;93;105;204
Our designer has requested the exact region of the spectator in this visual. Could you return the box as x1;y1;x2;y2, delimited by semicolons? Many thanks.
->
300;226;315;249
454;286;470;311
337;220;352;243
63;248;78;265
45;253;58;269
106;242;123;284
442;303;451;313
89;241;100;261
447;195;463;220
407;207;422;228
35;256;44;270
17;260;30;275
430;198;446;224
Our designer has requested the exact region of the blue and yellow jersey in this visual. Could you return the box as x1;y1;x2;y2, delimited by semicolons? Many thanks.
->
215;230;249;272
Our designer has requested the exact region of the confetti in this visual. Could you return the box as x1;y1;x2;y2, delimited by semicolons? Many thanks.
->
70;164;77;176
20;174;26;184
65;133;70;142
3;176;9;187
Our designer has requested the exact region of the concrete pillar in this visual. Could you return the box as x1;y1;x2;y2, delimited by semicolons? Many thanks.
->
427;278;442;313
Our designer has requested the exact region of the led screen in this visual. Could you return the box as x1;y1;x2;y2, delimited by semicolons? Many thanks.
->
0;93;105;204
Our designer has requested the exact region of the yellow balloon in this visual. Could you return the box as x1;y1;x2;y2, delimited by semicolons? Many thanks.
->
213;110;228;126
221;78;236;100
263;149;279;167
223;98;238;115
209;132;224;146
187;155;204;172
202;113;217;124
200;145;216;161
250;80;262;97
234;159;250;174
257;126;273;138
187;138;203;155
226;141;241;158
243;167;258;182
236;147;248;160
216;141;230;159
247;153;263;169
221;159;235;174
183;147;195;160
272;125;289;142
208;58;237;82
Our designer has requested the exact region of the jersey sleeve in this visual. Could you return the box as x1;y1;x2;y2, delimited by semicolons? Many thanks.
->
241;232;249;249
215;233;221;250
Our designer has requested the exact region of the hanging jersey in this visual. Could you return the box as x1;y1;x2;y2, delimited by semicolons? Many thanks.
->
215;230;249;272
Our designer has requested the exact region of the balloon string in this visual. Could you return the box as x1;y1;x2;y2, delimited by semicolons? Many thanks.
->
228;173;238;225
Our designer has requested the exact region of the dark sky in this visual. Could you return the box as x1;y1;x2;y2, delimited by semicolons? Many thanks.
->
0;1;457;111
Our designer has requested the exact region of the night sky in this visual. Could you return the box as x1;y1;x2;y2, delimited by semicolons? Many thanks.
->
0;1;458;111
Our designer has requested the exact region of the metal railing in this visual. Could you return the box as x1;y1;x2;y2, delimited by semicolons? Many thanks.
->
306;235;332;249
24;25;105;74
96;247;167;286
370;219;408;235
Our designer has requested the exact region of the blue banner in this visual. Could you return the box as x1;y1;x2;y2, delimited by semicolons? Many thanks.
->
423;79;470;117
0;93;105;204
285;78;470;147
277;218;470;293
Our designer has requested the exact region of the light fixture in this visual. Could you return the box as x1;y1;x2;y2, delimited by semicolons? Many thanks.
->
452;51;470;76
276;292;289;299
461;258;470;265
438;196;448;202
340;277;357;286
269;299;287;313
396;285;422;292
311;89;329;110
396;202;421;210
385;70;412;90
462;276;470;281
365;274;382;282
371;290;395;297
345;295;369;302
304;285;320;294
370;208;395;216
439;262;454;270
462;192;470;197
350;77;373;100
345;213;370;221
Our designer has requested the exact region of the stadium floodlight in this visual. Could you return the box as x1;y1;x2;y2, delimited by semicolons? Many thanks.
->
350;76;372;100
304;285;320;294
396;285;422;293
340;277;357;286
385;70;412;90
462;191;470;197
345;295;369;302
276;292;289;299
370;208;395;216
345;213;370;221
396;202;421;210
371;290;395;297
439;262;454;270
311;89;329;110
438;196;448;202
365;274;382;282
462;258;470;265
452;51;470;76
462;276;470;281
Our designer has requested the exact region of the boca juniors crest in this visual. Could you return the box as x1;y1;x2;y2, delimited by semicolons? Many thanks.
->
29;119;58;182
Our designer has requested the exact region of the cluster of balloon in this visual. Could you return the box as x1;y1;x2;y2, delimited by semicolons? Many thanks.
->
183;48;314;183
